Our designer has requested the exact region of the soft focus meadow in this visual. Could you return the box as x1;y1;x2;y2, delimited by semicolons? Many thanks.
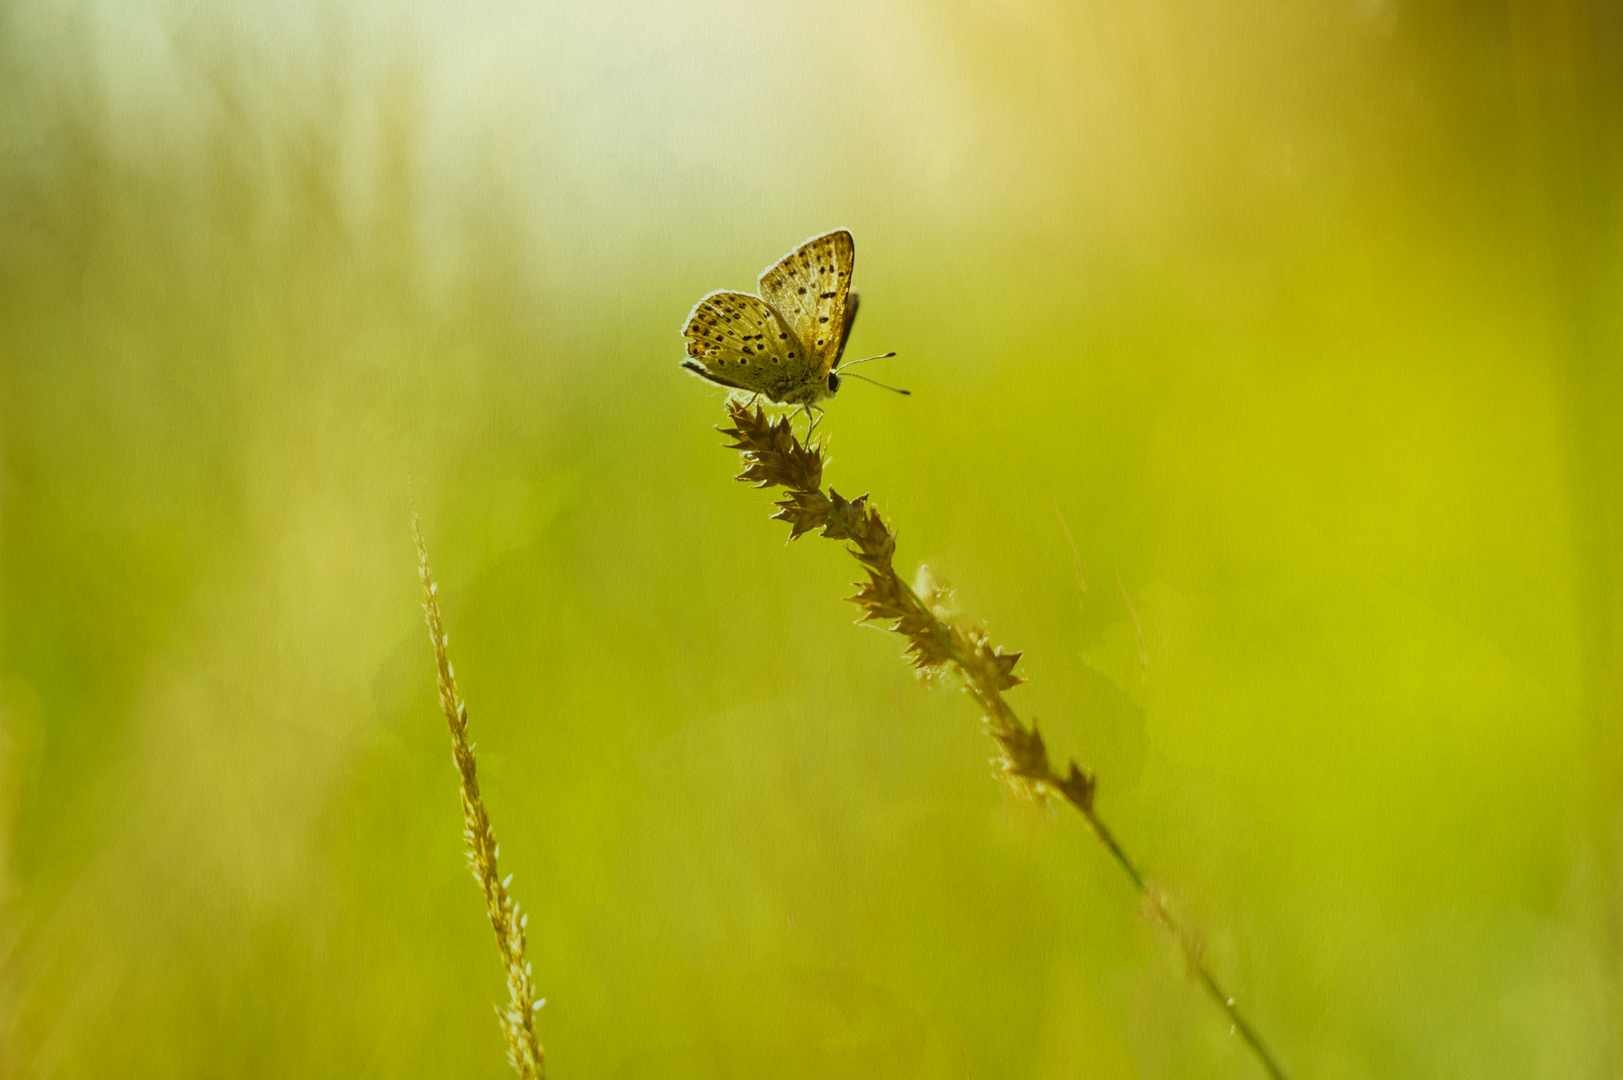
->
2;1;1620;1077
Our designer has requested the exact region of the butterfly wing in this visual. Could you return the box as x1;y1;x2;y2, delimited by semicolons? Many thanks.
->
837;290;859;362
681;290;827;404
757;229;855;376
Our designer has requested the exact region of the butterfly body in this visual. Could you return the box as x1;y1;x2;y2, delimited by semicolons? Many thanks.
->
682;229;862;407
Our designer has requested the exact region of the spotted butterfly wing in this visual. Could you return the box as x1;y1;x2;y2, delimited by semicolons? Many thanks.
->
681;290;828;405
757;229;856;376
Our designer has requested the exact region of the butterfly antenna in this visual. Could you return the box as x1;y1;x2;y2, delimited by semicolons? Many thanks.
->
843;371;911;396
838;351;898;370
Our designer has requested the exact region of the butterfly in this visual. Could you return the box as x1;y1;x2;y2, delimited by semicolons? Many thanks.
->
680;228;903;430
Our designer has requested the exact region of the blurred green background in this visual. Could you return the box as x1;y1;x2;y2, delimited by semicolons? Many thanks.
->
2;0;1620;1076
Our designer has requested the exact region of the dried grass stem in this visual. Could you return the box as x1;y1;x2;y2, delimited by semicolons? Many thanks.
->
414;514;545;1080
718;402;1288;1080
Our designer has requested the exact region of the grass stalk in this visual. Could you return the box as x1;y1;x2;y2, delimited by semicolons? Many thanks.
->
715;401;1288;1080
413;513;546;1080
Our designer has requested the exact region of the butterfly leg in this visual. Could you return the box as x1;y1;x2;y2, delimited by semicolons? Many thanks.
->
803;404;825;440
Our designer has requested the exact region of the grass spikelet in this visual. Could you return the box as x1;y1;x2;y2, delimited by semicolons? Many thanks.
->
717;401;1290;1080
413;513;545;1080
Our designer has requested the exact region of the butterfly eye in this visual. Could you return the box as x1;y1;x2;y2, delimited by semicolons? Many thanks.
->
827;371;842;394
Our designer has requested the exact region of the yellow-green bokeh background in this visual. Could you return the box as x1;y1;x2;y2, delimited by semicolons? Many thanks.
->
2;1;1620;1076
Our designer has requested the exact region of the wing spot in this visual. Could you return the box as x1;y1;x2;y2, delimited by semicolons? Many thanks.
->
797;286;807;294
819;316;829;323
